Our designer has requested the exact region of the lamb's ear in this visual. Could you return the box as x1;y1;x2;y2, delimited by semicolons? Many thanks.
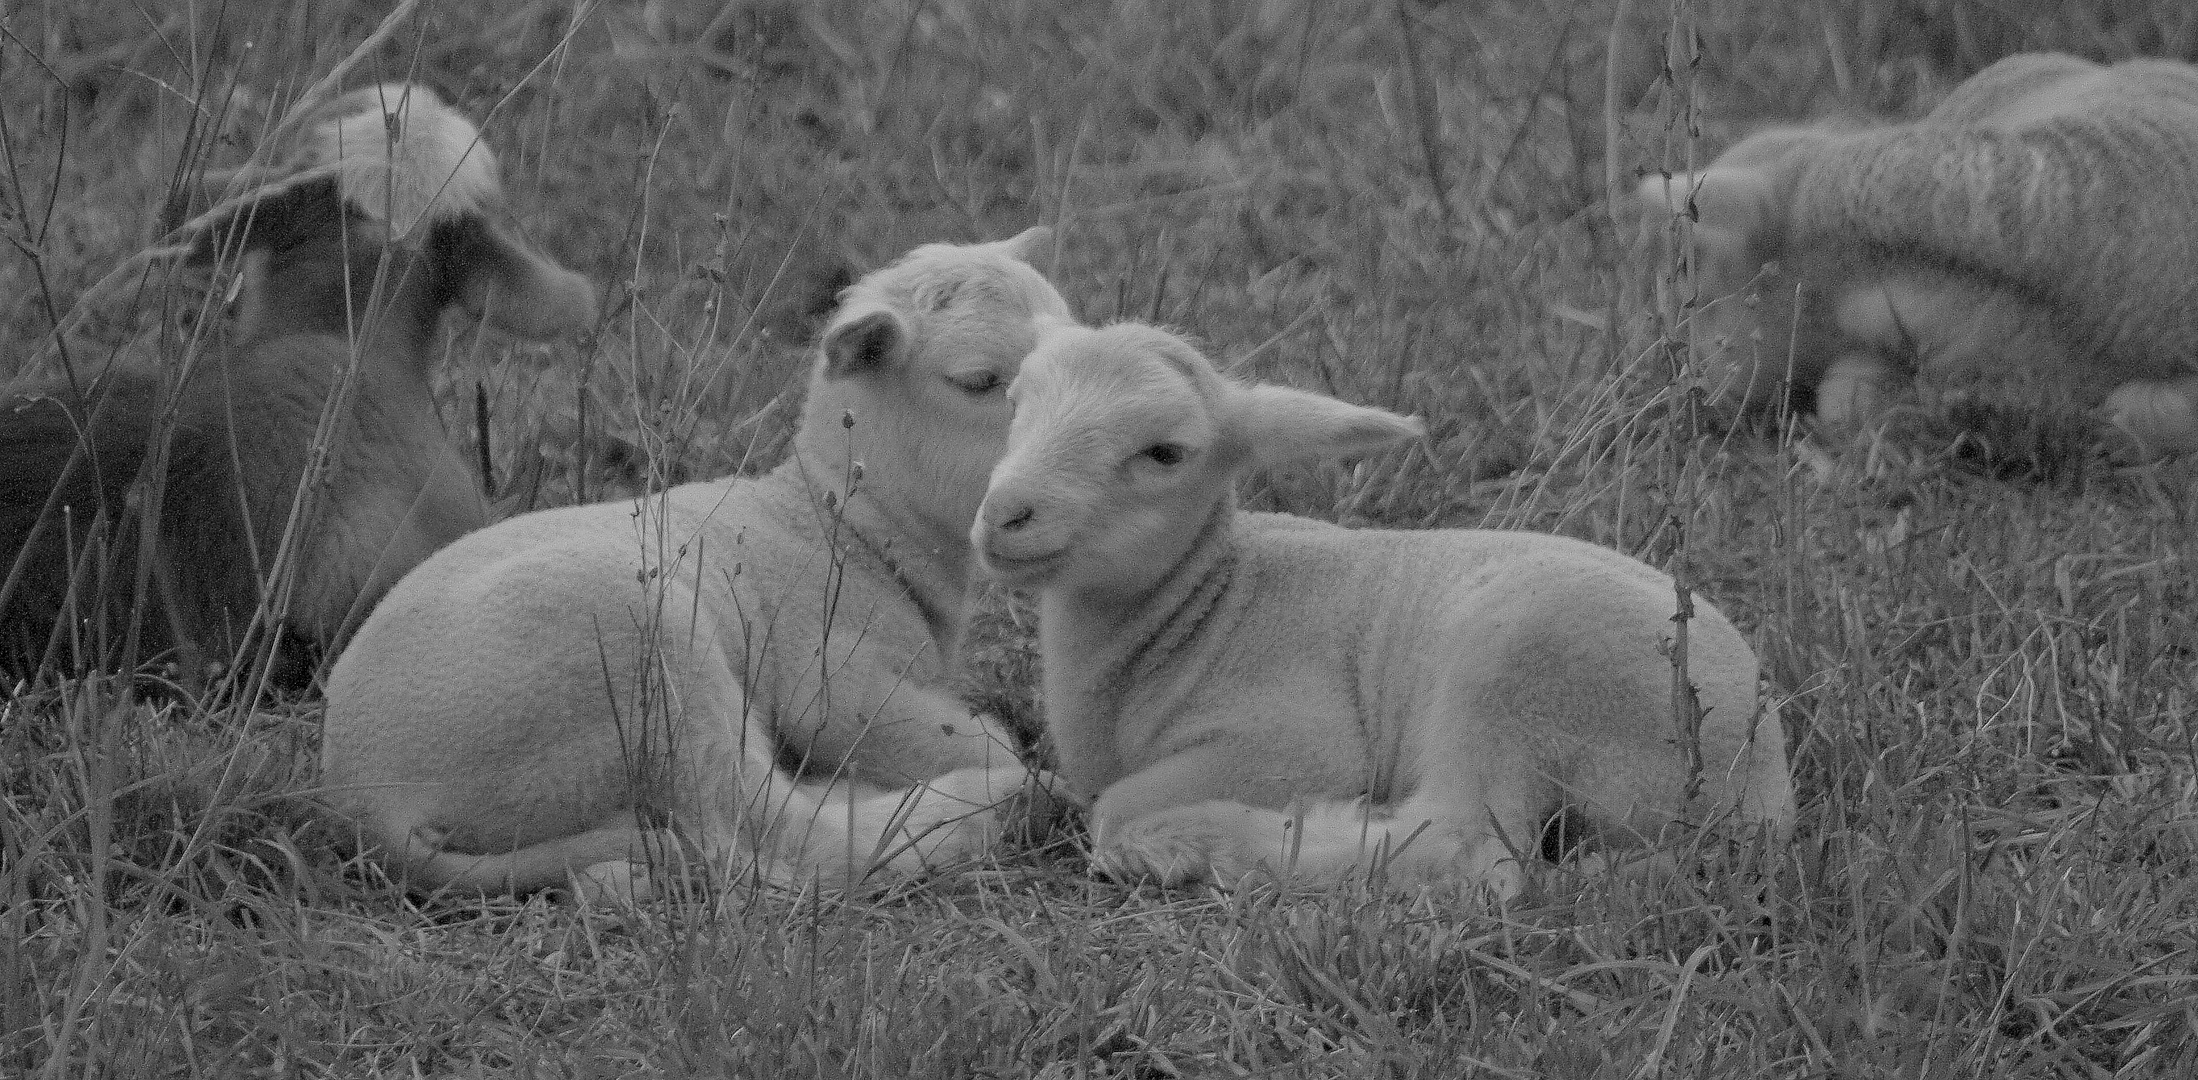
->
1000;225;1054;265
1638;166;1784;295
1637;166;1779;241
445;214;601;340
822;307;910;378
1635;171;1690;217
1225;382;1425;469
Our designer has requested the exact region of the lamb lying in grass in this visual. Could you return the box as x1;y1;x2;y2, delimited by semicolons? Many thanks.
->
321;228;1070;900
1639;53;2198;456
1;83;596;685
972;322;1794;897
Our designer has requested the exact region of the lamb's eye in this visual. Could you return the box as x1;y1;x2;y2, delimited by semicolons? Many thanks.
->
1144;443;1187;467
949;370;1002;394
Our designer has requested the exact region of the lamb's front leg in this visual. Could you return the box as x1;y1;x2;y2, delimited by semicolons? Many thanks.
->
2103;376;2198;460
585;763;1059;902
1087;749;1372;888
849;761;1065;882
1090;749;1533;897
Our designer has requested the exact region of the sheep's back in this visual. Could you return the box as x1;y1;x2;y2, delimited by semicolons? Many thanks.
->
1786;55;2198;377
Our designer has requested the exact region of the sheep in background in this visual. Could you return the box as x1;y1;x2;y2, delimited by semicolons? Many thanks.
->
322;228;1070;901
0;83;597;685
973;322;1793;897
1639;53;2198;457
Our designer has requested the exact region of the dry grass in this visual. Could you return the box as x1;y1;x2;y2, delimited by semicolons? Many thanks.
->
6;0;2198;1076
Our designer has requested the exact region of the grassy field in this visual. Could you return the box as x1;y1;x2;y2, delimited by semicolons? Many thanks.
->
6;0;2198;1076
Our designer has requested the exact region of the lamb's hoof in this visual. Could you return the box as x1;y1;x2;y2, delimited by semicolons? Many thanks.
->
872;765;1063;874
1458;844;1527;905
1095;813;1261;888
1094;828;1214;887
2102;379;2198;462
1816;352;1900;437
571;860;651;906
938;766;1071;852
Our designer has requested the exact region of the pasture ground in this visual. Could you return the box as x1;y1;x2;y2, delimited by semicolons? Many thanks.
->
5;1;2198;1076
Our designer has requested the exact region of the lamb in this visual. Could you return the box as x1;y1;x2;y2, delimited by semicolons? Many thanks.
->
320;228;1071;900
0;83;597;684
1639;53;2198;456
972;322;1794;897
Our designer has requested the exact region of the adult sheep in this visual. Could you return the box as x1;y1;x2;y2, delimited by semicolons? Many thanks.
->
0;83;596;685
972;322;1793;897
322;228;1070;900
1639;53;2198;456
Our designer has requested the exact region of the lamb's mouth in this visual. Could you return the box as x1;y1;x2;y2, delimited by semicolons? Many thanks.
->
978;545;1069;586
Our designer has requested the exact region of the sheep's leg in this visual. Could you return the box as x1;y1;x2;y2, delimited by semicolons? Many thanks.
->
766;761;1056;888
419;740;1046;904
662;669;1045;894
1815;352;1903;435
2102;377;2198;460
1089;749;1524;896
396;821;688;903
731;674;1054;887
1081;750;1269;885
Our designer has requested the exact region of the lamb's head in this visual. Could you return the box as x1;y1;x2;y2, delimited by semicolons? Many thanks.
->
1637;124;1890;417
974;323;1421;596
1638;123;1850;297
800;226;1072;539
176;83;597;349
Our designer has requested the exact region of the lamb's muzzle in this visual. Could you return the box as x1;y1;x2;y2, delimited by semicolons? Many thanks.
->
973;484;1055;577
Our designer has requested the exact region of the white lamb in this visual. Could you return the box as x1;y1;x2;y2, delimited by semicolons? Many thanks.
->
321;228;1071;899
972;322;1794;897
1640;53;2198;456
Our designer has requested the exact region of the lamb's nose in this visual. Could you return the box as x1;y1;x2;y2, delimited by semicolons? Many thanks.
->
992;503;1035;533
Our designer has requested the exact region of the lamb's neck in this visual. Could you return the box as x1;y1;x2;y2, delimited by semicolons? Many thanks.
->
239;242;443;366
1040;499;1240;792
782;443;973;651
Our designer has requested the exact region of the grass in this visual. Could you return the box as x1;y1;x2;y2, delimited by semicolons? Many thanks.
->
6;0;2198;1075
